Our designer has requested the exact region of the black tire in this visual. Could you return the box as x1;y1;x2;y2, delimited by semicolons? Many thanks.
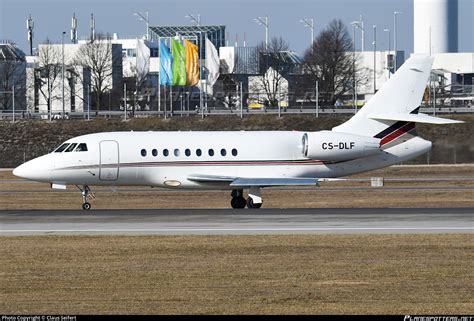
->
247;197;262;209
231;196;246;209
82;202;91;210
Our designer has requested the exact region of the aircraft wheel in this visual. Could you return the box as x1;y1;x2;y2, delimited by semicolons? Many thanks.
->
82;202;91;210
247;197;262;209
231;196;246;209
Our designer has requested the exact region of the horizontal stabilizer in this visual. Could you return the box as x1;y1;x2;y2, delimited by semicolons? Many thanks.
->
369;113;464;124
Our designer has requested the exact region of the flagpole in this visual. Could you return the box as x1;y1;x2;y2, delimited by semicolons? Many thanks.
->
170;85;173;117
170;37;173;118
199;32;203;118
158;37;161;116
204;32;208;110
164;85;167;119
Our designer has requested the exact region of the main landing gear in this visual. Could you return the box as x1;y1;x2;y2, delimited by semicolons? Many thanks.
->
231;188;262;209
76;185;95;210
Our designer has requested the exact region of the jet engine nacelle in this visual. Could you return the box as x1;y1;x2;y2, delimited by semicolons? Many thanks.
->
302;131;381;161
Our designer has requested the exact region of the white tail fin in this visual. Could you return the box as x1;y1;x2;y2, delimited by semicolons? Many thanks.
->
333;55;435;137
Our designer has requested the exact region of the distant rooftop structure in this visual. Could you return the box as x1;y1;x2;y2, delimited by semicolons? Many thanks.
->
221;46;302;75
260;51;302;69
0;42;26;62
149;25;226;58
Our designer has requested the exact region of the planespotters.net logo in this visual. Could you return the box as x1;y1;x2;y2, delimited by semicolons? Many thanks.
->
404;316;474;321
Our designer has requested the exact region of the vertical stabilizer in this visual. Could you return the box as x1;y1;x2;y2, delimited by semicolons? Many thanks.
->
333;55;434;137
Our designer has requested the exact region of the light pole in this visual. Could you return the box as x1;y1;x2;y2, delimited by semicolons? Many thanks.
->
26;14;34;55
134;11;149;40
62;31;66;119
373;25;377;94
393;11;403;72
185;14;201;26
71;13;78;44
300;18;314;52
12;86;15;123
315;80;319;118
350;21;357;109
351;19;364;51
359;14;365;51
384;28;391;78
90;13;95;42
87;82;90;121
254;16;268;50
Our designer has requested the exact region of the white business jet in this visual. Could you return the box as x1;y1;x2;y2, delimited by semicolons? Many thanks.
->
13;55;462;210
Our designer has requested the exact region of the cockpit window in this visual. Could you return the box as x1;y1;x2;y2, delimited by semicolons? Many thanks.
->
75;143;88;152
54;143;70;153
65;143;78;152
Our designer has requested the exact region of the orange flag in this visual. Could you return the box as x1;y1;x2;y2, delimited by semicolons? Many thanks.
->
184;39;200;86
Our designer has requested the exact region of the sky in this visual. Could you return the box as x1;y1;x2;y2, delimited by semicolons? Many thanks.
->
0;0;472;56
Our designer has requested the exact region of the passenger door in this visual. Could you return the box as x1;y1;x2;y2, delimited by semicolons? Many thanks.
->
99;140;119;181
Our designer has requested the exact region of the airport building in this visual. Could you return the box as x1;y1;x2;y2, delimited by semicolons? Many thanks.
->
412;0;473;107
356;50;405;103
25;40;123;115
0;41;27;112
4;0;473;116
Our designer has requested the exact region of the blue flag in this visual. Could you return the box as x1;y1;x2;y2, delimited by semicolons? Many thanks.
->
159;40;173;86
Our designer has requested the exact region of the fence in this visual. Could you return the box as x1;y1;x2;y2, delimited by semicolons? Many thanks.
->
0;105;473;121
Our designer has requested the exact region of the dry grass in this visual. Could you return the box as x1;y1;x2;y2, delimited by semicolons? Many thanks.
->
1;234;472;314
1;190;473;210
1;165;473;209
1;166;472;314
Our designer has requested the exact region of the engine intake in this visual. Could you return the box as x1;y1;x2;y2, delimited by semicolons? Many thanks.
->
302;131;381;162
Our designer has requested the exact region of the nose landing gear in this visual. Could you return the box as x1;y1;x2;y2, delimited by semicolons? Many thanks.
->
76;185;95;210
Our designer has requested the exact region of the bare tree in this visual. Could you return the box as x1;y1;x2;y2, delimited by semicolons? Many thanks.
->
303;19;369;105
130;61;149;115
36;39;62;114
0;59;26;111
73;33;121;111
249;37;294;107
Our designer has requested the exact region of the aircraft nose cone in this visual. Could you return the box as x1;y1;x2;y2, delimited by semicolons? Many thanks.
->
13;163;29;179
13;156;52;182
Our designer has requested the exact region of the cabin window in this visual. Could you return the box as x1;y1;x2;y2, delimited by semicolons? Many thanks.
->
174;149;180;157
185;149;191;157
65;143;78;152
163;149;169;157
141;149;147;157
152;149;158;157
208;149;214;156
221;148;227;156
75;143;88;152
54;143;70;153
196;149;202;157
232;148;238;156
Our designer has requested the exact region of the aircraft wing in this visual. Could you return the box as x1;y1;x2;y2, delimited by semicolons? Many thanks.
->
188;175;341;187
187;175;236;183
230;178;319;187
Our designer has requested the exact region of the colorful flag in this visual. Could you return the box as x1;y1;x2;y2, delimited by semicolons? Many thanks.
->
205;38;220;86
159;40;173;86
137;39;150;82
184;40;200;86
171;39;186;86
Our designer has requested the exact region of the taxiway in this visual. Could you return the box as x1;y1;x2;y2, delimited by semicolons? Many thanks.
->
1;207;472;235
